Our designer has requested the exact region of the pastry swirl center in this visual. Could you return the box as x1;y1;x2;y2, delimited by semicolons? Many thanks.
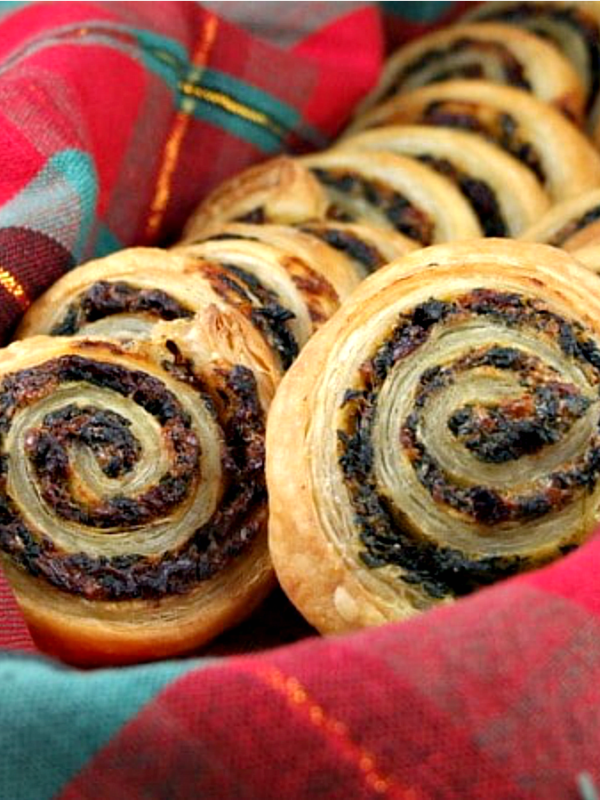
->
0;355;266;601
336;289;600;598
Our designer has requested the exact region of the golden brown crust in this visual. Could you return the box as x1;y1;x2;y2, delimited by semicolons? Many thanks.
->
176;226;362;304
339;125;551;237
298;148;483;242
4;532;275;667
344;80;600;202
463;2;600;112
0;312;279;666
15;247;228;341
182;157;328;240
296;221;418;277
520;188;600;250
267;239;600;635
357;22;585;121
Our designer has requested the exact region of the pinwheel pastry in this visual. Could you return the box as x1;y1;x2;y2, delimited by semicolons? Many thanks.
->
571;244;600;274
186;149;482;246
0;308;279;665
180;222;369;285
182;156;328;238
339;125;550;237
267;239;600;634
175;237;360;358
15;248;232;342
356;22;584;122
520;188;600;252
16;243;329;374
296;222;418;277
465;2;600;125
297;149;483;243
344;80;600;203
182;221;416;280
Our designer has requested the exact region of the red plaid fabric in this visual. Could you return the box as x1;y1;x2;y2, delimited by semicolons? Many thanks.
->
381;1;478;50
0;578;34;652
4;542;600;799
0;0;382;340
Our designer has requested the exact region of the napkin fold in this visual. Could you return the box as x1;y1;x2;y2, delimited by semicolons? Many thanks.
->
4;539;600;799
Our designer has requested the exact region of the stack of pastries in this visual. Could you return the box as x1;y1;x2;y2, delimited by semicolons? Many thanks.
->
5;2;600;664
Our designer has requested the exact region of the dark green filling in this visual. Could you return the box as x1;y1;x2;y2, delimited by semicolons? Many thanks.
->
389;37;530;98
32;405;141;479
51;281;193;335
216;262;298;370
338;292;600;598
448;383;591;464
0;357;266;600
417;154;507;236
300;225;386;273
474;2;600;112
310;168;434;244
421;103;545;184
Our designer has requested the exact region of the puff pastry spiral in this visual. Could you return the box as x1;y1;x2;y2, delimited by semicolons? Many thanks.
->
0;310;278;665
346;80;600;203
339;125;550;237
184;149;483;247
267;240;600;633
357;22;584;121
465;1;600;124
182;221;416;280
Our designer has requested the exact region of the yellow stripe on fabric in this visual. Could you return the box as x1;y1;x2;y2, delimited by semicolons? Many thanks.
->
145;13;218;238
180;82;286;139
255;665;420;800
0;266;29;309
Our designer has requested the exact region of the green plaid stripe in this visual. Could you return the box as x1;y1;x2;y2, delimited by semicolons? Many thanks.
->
0;653;203;800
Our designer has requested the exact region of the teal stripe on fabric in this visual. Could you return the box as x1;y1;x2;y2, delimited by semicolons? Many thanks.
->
50;150;98;261
131;36;303;151
0;653;203;800
94;223;123;258
78;26;299;151
0;21;186;97
191;101;282;153
0;148;97;261
201;68;300;133
1;19;306;152
382;1;454;23
132;27;190;92
0;1;28;18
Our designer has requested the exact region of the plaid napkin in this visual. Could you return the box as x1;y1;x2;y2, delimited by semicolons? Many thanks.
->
2;2;600;798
